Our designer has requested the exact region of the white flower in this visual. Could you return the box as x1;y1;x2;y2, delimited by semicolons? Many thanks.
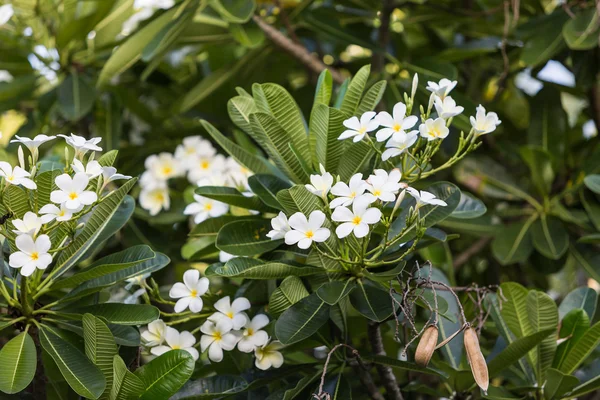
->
0;4;14;26
142;153;183;184
305;164;333;198
332;196;381;238
39;204;74;223
141;319;167;347
238;314;270;353
169;269;209;313
338;112;379;142
51;173;97;210
151;327;199;361
426;78;457;99
470;105;501;136
10;134;56;153
381;131;419;161
139;187;170;216
183;194;229;224
225;158;252;192
284;210;331;249
434;97;464;119
329;173;368;208
102;166;132;185
583;119;597;139
267;212;290;240
406;187;448;207
174;136;215;167
411;73;419;99
366;169;402;202
219;251;236;263
9;234;52;276
375;102;418;142
209;296;251;330
254;340;284;370
187;154;226;184
72;159;103;178
419;118;449;141
200;319;239;362
0;70;13;82
0;162;37;189
12;212;43;236
125;273;150;290
58;134;102;157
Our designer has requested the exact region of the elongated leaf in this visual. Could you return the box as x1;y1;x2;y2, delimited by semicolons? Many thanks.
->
195;186;273;212
172;375;249;399
316;281;355;305
336;140;373;181
500;282;533;339
349;281;395;322
519;146;554;196
584;174;600;194
68;304;159;325
563;9;599;50
83;314;117;398
369;356;448;377
0;332;36;394
492;218;536;265
228;95;258;135
356;80;386;115
135;350;194;399
212;257;322;279
520;12;568;67
559;287;597;320
544;368;579;400
531;215;568;260
275;293;330;345
110;355;145;400
216;219;281;256
559;320;600;374
527;87;567;163
568;374;600;397
211;0;255;23
269;276;309;317
248;174;291;210
527;290;558;383
283;370;322;400
52;319;140;347
553;309;589;371
40;327;106;399
189;215;262;237
5;185;31;218
340;65;370;116
311;104;346;173
57;72;96;121
450;191;487;219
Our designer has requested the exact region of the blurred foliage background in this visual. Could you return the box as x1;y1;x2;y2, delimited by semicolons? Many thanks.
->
1;0;599;298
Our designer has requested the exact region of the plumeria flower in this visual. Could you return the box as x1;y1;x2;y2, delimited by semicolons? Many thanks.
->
284;210;331;249
426;78;457;99
330;173;368;208
406;187;448;207
174;136;215;166
72;159;103;178
338;112;379;142
10;134;56;154
305;164;333;198
434;97;464;119
183;194;229;224
0;162;37;189
332;195;382;238
151;327;199;361
255;340;284;370
0;4;14;26
0;70;13;82
470;105;502;136
219;251;236;263
39;204;74;223
102;166;132;186
51;173;97;211
375;102;418;142
142;152;183;185
141;319;167;346
226;158;252;192
419;118;449;141
366;169;402;202
9;234;52;277
58;134;102;157
139;187;170;216
200;319;239;362
187;154;226;184
209;296;251;330
169;269;209;313
267;212;291;240
12;212;43;236
381;131;419;161
238;314;270;353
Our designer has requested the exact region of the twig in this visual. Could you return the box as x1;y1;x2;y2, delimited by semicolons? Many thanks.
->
252;16;345;84
368;322;404;400
453;237;492;269
372;0;394;76
314;344;360;400
274;0;300;44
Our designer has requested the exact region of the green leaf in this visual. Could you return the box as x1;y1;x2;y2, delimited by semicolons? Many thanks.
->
229;20;264;48
210;0;255;23
520;12;569;67
216;218;281;256
500;283;533;339
316;281;355;305
356;80;387;115
559;287;597;320
189;215;262;237
580;190;600;230
0;332;36;394
5;185;31;218
369;355;448;377
531;215;568;260
36;169;63;211
57;72;96;121
173;375;249;399
559;320;600;374
340;65;370;116
135;350;195;399
52;178;137;279
110;355;145;400
571;244;600;282
141;5;197;63
248;174;291;210
492;218;536;265
52;319;141;347
563;9;599;50
83;314;117;398
553;309;589;371
450;191;487;219
283;370;322;400
269;276;309;317
568;374;600;397
349;281;395;322
544;368;579;400
195;186;273;212
584;174;600;194
40;326;106;399
68;304;160;325
212;257;322;279
310;104;346;173
275;293;331;345
526;290;558;383
336;139;373;181
527;87;567;164
519;146;555;196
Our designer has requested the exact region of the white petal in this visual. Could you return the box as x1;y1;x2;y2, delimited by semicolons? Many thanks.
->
354;223;369;238
183;269;200;291
231;297;251;313
361;208;382;224
169;282;190;299
335;223;354;239
312;228;330;242
189;297;204;313
174;297;191;313
208;343;224;362
285;230;305;245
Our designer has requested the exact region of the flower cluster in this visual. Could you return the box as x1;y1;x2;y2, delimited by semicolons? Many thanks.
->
141;269;283;370
4;134;131;277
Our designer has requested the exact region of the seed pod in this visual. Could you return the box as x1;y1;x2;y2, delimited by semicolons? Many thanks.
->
415;325;438;367
464;326;489;394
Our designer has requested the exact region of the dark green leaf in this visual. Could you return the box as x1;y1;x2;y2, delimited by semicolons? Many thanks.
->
275;293;330;345
136;350;195;399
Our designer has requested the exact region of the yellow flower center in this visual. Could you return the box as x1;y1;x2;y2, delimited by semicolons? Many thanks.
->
190;289;198;297
162;166;173;175
358;127;366;134
305;230;314;239
200;160;210;169
226;311;234;318
58;210;65;217
373;189;381;196
350;192;356;198
31;252;39;261
214;332;222;341
7;175;14;182
393;123;402;131
247;328;254;336
352;216;362;225
171;345;180;349
69;192;78;200
154;193;165;202
204;203;213;211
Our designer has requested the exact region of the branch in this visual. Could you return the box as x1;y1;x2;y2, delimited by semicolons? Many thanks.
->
252;15;345;84
453;236;492;269
367;322;404;400
372;0;394;76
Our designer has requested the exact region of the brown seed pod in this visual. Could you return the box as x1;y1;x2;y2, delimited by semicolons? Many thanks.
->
464;326;489;393
415;325;439;367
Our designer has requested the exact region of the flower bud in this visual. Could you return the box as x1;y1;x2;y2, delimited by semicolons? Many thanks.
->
411;73;418;100
415;325;438;367
464;326;489;394
18;146;25;169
